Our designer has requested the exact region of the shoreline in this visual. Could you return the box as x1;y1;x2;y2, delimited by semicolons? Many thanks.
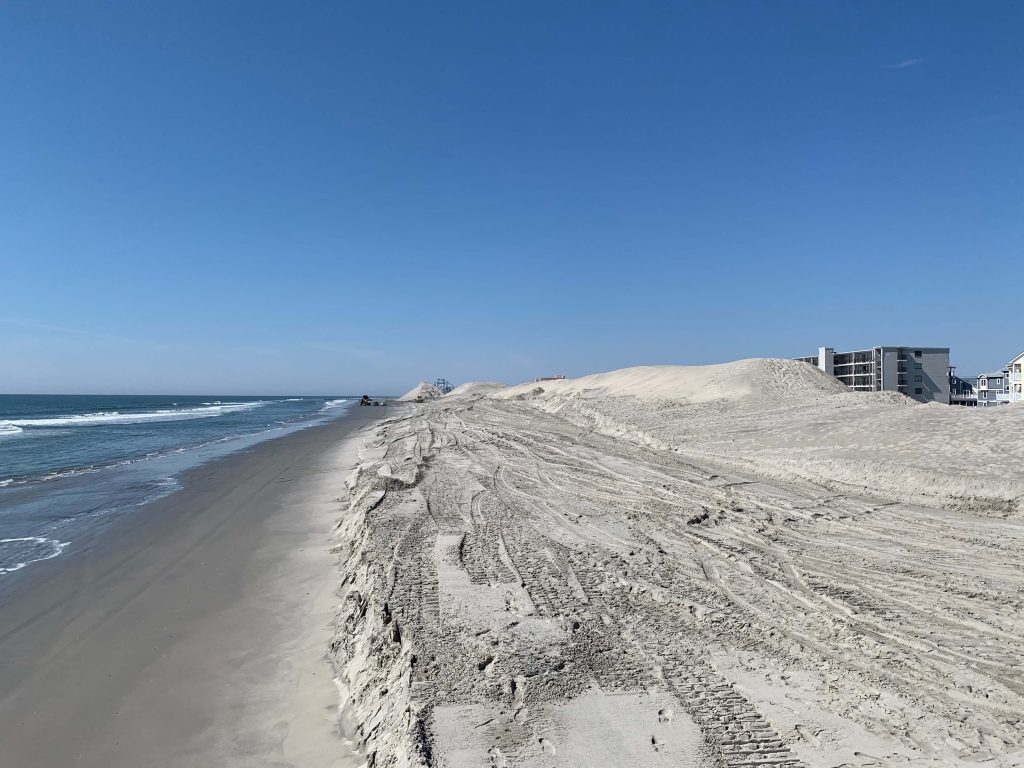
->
0;405;383;767
0;396;363;588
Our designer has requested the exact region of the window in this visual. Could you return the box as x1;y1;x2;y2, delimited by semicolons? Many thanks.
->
915;375;922;382
915;387;923;395
914;350;922;358
915;363;922;369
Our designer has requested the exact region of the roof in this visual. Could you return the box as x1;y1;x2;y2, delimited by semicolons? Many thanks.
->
849;346;950;353
1007;350;1024;365
979;370;1008;379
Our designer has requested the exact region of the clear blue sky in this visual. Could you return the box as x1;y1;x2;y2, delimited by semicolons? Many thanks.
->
1;2;1021;394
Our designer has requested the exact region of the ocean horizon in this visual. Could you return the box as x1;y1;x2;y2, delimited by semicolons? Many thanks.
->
0;393;362;580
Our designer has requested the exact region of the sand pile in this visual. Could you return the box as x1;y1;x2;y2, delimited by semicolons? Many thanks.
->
489;360;1022;516
398;381;443;402
332;389;1024;768
498;358;848;404
444;381;508;398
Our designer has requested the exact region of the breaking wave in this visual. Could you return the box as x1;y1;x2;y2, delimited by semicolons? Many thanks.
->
0;536;70;574
0;401;268;430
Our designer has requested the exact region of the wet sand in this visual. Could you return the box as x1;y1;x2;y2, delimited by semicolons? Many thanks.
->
0;407;381;768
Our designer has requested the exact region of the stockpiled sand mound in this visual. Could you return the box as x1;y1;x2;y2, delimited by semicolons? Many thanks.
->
398;381;443;402
497;358;848;404
335;381;1024;768
444;381;508;398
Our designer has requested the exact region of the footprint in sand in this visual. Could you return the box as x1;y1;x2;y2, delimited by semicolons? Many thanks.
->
794;723;820;746
510;674;526;707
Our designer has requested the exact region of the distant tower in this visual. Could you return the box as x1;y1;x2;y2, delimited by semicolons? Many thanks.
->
434;378;454;394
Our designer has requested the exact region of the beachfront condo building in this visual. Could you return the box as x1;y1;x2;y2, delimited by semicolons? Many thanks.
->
796;346;951;404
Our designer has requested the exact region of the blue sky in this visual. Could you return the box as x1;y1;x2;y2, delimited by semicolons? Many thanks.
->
1;2;1021;394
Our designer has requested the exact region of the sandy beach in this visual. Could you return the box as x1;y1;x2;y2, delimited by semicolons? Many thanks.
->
3;361;1022;768
4;3;1018;766
332;362;1024;768
0;407;380;768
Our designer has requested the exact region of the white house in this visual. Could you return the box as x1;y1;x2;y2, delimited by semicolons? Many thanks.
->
1009;351;1024;403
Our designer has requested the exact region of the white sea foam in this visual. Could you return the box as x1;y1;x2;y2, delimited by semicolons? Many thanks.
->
3;401;268;429
0;536;70;574
284;398;305;401
0;423;24;437
320;398;348;411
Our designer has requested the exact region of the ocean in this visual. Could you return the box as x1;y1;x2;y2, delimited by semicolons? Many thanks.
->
0;394;356;581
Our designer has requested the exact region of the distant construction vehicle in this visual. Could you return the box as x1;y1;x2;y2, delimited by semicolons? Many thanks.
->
433;378;455;395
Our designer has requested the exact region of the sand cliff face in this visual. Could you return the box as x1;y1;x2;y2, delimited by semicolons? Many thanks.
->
330;362;1024;768
329;431;432;768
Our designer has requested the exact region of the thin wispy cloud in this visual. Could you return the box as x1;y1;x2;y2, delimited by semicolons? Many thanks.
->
0;317;140;345
301;341;389;360
885;58;923;69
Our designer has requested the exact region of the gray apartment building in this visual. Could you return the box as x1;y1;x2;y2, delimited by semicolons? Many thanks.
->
796;346;950;404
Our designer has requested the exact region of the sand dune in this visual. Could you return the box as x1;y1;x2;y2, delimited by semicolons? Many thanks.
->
498;359;848;403
502;360;1024;516
330;361;1024;768
399;381;443;401
445;381;508;398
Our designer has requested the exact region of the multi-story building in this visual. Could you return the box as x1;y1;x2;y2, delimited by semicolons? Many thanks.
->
977;369;1011;407
796;346;951;404
948;368;977;406
1009;351;1024;403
